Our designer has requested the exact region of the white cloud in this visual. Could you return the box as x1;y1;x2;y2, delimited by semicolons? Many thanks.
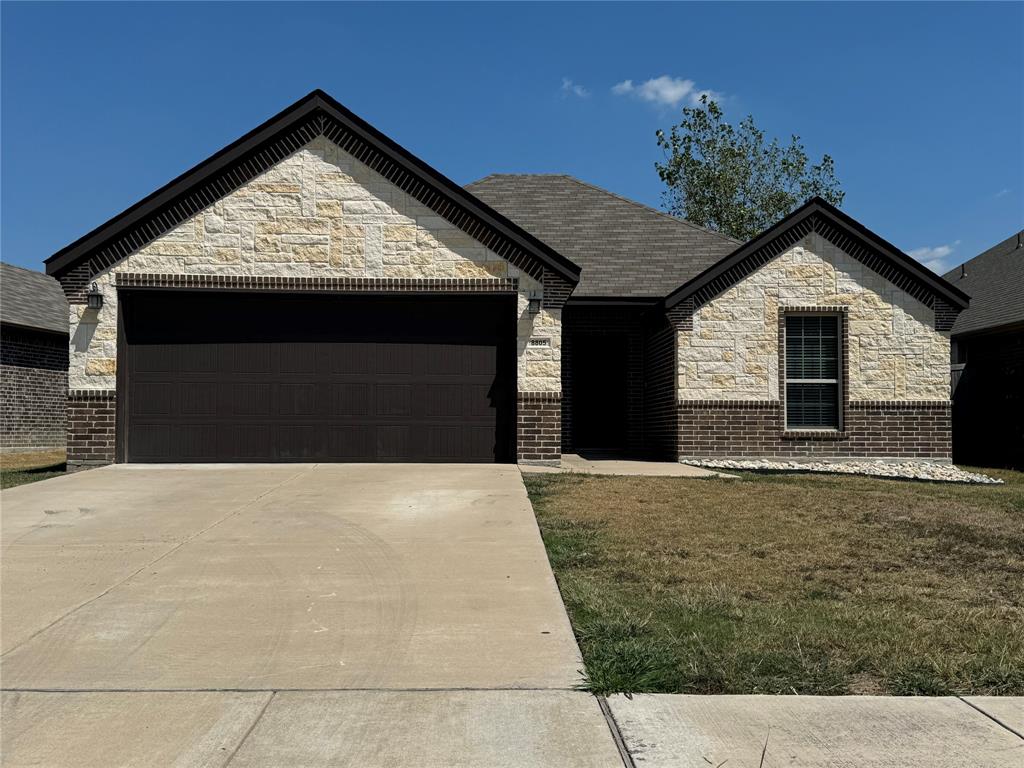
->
907;240;960;274
612;75;722;108
995;188;1010;198
561;78;590;99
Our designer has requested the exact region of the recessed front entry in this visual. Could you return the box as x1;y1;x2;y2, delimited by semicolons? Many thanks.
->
120;291;516;462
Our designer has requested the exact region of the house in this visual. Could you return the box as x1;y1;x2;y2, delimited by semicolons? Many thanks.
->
44;90;968;469
944;232;1023;469
1;262;69;453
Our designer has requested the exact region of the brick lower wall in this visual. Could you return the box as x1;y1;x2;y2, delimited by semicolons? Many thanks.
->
0;326;68;452
643;318;678;459
678;399;951;461
67;389;117;468
518;392;561;464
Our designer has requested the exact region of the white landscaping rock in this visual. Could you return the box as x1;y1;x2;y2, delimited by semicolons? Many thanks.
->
682;458;1003;484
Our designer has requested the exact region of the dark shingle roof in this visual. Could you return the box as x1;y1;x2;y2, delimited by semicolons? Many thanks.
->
943;230;1024;336
1;262;68;335
465;174;739;298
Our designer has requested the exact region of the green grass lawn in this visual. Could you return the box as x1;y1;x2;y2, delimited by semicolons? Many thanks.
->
525;467;1024;696
1;451;67;489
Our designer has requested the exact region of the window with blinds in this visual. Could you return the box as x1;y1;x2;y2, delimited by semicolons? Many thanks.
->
785;314;840;429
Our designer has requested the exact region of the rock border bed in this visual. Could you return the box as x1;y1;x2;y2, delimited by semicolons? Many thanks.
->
682;459;1003;485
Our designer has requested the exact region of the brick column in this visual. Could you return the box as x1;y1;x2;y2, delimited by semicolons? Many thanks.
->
517;392;561;465
67;389;116;470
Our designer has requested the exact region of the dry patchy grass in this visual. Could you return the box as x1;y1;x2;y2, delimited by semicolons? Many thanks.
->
1;450;67;489
525;468;1024;695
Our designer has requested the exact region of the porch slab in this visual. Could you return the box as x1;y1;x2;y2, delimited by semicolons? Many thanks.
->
521;453;730;478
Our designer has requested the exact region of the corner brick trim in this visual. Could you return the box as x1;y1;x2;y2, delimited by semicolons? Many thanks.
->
517;391;561;463
67;389;116;467
114;273;520;294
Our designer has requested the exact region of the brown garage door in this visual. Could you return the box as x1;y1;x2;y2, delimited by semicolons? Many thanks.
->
120;292;515;463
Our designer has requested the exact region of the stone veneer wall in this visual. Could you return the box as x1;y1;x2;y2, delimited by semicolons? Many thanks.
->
676;232;952;460
0;326;68;453
63;136;564;465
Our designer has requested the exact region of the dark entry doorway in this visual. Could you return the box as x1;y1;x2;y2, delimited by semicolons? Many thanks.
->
571;334;629;453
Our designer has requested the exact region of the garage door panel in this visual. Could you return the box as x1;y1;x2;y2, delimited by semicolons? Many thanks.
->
377;345;412;375
123;293;514;462
329;383;372;417
376;385;412;417
181;383;218;415
376;426;411;459
327;426;374;460
279;384;318;416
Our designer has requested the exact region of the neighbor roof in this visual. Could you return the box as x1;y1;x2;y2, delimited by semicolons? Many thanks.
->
943;230;1024;336
666;196;970;313
45;91;580;286
1;262;68;335
466;174;739;298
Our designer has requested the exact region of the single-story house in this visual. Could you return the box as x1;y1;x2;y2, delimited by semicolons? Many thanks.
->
44;90;969;469
1;262;69;453
944;231;1023;469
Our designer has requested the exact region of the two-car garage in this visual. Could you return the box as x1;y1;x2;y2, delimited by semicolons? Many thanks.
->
119;291;517;463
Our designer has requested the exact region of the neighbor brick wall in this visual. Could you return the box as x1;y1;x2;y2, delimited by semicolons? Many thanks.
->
518;392;561;464
678;400;951;460
0;326;68;453
67;389;116;468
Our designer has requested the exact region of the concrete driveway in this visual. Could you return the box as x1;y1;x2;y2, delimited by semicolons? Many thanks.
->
1;464;622;767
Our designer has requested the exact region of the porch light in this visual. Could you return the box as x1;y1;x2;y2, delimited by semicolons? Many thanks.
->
87;282;104;310
527;292;542;315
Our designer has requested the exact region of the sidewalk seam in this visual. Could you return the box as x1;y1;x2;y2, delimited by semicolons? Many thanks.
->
956;696;1024;741
596;695;636;768
223;690;276;766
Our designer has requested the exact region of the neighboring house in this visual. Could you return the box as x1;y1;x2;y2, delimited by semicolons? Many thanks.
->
1;262;69;453
944;232;1024;469
43;90;968;469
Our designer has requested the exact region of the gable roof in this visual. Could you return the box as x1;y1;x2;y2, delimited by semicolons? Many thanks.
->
44;91;580;286
943;229;1024;336
1;262;68;335
466;174;739;298
665;196;970;312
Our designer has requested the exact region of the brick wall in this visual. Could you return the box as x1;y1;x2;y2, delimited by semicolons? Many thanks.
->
678;399;951;461
518;392;561;464
1;326;68;452
67;389;116;468
643;317;678;459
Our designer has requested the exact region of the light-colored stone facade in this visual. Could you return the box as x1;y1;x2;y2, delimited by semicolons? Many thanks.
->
69;136;561;392
678;232;950;401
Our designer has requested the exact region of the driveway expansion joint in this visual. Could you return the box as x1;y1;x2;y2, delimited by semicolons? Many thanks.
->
596;695;636;768
957;695;1024;741
222;690;276;767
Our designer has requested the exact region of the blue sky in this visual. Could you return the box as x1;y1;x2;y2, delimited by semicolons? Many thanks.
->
2;1;1021;275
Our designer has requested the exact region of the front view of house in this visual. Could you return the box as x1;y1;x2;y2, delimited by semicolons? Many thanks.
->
47;91;968;469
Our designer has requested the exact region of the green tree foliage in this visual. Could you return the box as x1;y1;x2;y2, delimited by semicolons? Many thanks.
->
656;96;844;241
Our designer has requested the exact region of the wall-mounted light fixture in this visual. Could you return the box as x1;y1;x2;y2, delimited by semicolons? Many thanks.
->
527;291;542;315
87;282;104;311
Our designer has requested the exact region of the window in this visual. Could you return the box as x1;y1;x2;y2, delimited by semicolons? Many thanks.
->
785;314;840;429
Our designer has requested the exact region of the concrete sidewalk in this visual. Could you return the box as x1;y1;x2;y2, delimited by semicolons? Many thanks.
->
607;694;1024;767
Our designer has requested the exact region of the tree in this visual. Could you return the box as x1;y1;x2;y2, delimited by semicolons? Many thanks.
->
655;96;844;242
